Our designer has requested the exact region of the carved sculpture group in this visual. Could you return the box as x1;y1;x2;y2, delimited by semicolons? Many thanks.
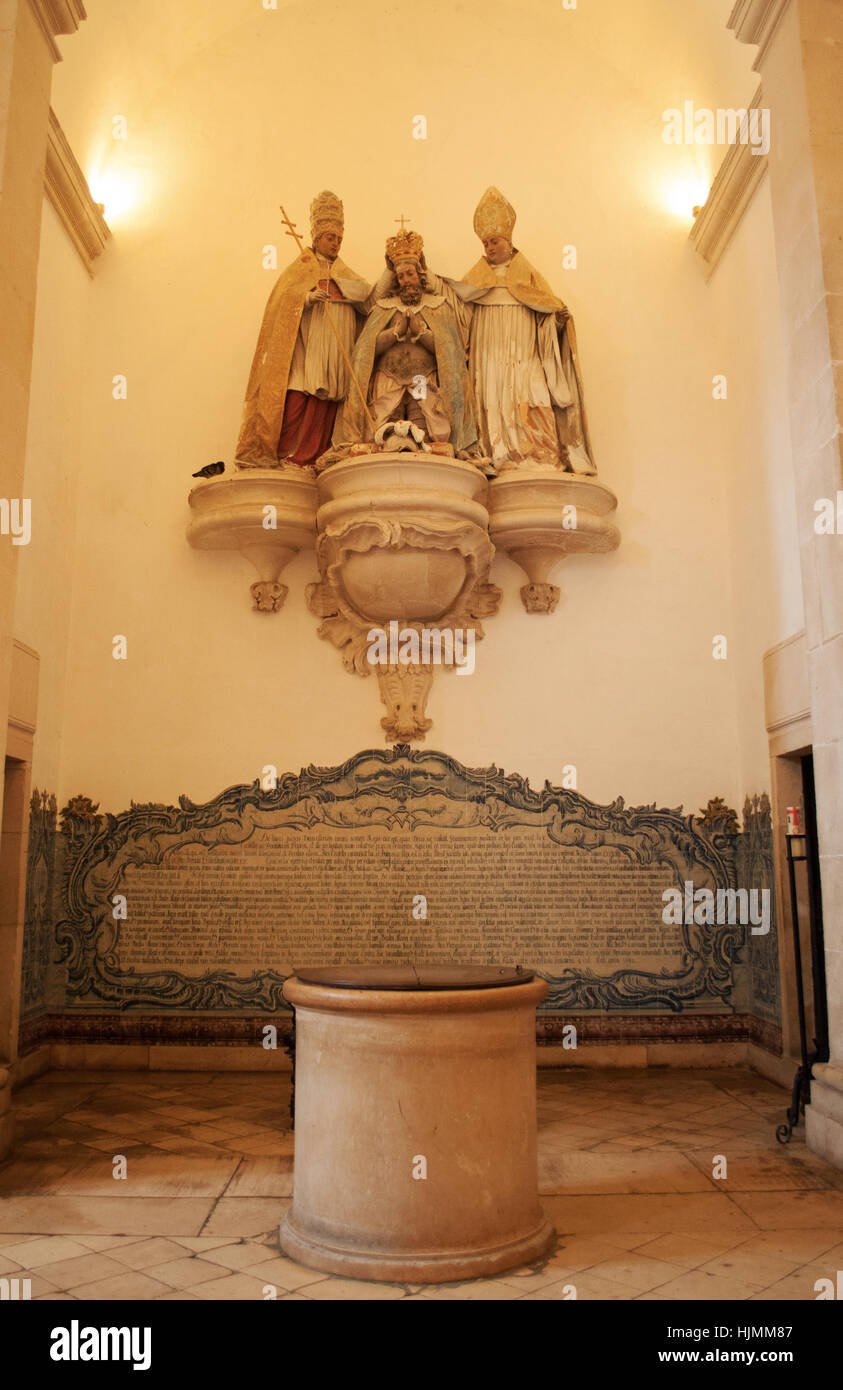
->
187;186;620;742
236;188;595;477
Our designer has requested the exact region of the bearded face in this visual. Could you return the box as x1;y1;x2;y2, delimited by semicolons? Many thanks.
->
395;259;424;305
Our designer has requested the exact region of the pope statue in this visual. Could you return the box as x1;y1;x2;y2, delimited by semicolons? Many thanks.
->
462;187;596;474
235;191;369;468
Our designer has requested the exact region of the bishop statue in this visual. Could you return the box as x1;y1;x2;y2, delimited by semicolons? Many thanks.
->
462;187;595;474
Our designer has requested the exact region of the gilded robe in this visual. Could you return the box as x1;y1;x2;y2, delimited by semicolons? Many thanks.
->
236;250;369;466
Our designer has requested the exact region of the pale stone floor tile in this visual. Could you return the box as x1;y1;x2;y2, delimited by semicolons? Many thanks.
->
150;1137;235;1158
573;1230;654;1252
0;1196;225;1236
74;1234;164;1252
196;1241;280;1271
696;1249;804;1288
68;1271;176;1300
8;1065;843;1301
17;1252;128;1291
525;1270;632;1300
7;1271;60;1297
192;1272;283;1300
421;1280;527;1300
547;1236;638;1271
0;1235;92;1267
142;1257;223;1288
107;1237;194;1269
201;1198;289;1237
728;1190;843;1228
182;1123;257;1142
240;1255;337;1289
35;1291;77;1299
584;1254;688;1293
147;1106;220;1123
653;1269;759;1300
224;1157;294;1198
217;1135;289;1156
494;1265;580;1294
747;1262;836;1301
539;1150;711;1195
171;1236;241;1252
155;1291;200;1300
685;1150;837;1192
43;1153;239;1199
728;1228;843;1263
630;1232;743;1267
541;1192;756;1235
277;1291;312;1300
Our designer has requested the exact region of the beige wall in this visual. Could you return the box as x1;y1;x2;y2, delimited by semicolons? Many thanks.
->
708;177;804;798
12;0;799;820
16;197;91;795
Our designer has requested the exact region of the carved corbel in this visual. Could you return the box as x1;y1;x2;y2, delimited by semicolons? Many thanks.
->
488;468;620;613
187;466;317;612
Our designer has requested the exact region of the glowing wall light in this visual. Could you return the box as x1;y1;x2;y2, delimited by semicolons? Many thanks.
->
87;155;149;228
661;171;712;222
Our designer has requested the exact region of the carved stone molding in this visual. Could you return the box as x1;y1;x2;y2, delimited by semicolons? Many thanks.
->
487;469;620;612
689;87;769;280
187;466;317;612
45;109;110;273
307;453;501;740
27;0;86;62
728;0;792;69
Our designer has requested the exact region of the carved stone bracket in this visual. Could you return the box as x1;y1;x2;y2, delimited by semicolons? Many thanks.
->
487;468;620;613
187;466;317;612
186;453;619;736
306;453;501;740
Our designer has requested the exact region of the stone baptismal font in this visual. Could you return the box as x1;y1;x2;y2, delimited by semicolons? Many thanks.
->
187;186;620;739
280;965;553;1282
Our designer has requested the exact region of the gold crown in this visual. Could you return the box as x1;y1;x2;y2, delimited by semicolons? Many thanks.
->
310;190;344;238
386;228;424;265
473;186;516;241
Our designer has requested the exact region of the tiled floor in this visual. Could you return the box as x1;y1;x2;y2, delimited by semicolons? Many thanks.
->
1;1066;841;1300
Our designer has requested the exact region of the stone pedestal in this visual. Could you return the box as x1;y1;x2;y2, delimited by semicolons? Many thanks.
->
186;466;317;612
280;965;553;1283
488;468;620;613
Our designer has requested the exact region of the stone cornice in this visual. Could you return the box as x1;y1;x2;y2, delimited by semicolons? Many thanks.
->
689;86;769;280
728;0;792;70
27;0;86;63
44;108;110;272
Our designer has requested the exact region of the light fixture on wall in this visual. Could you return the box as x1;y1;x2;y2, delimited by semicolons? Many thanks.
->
662;172;711;222
87;159;143;226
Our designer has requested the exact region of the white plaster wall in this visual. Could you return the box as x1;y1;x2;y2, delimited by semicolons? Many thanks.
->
17;0;792;816
708;178;805;800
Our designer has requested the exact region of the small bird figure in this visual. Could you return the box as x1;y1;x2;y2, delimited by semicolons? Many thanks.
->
192;460;225;479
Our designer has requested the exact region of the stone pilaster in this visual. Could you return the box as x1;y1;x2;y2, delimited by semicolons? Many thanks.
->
0;0;85;1161
730;0;843;1162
